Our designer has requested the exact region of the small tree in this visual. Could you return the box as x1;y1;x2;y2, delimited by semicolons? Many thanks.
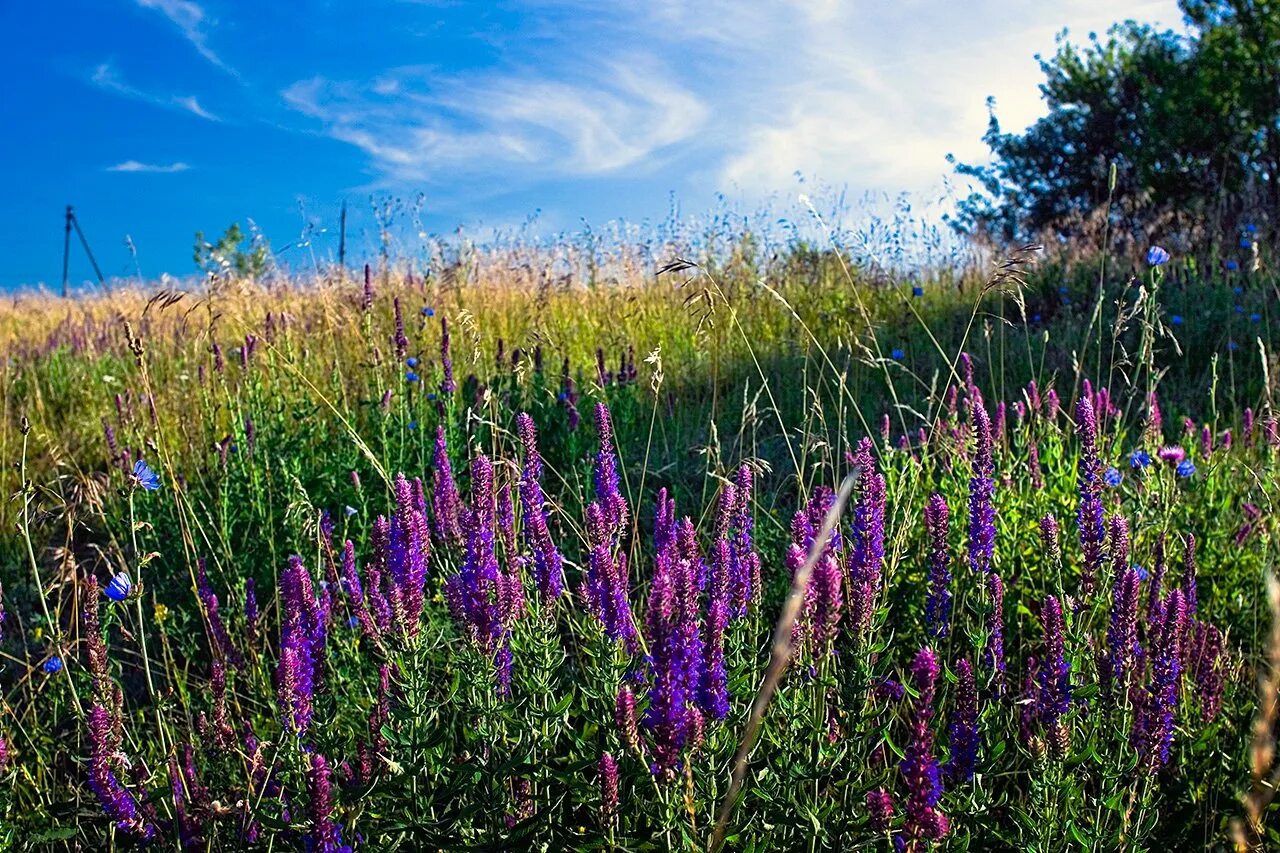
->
194;222;271;280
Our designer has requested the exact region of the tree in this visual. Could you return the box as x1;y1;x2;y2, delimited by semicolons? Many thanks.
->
193;222;271;280
950;1;1279;246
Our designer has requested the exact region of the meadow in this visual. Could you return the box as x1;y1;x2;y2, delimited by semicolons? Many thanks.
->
1;221;1279;850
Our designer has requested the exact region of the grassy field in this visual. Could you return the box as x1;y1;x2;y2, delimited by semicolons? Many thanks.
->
1;232;1279;849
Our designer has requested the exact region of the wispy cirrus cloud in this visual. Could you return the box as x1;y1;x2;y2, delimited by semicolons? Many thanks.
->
133;0;235;74
91;62;222;121
281;59;707;185
106;160;191;173
276;0;1180;205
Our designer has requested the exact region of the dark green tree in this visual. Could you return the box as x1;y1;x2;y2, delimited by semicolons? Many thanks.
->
950;1;1279;245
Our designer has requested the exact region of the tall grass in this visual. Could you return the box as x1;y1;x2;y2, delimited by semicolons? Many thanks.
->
0;222;1277;849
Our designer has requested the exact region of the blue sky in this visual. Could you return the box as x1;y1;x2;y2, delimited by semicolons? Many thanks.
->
0;0;1182;290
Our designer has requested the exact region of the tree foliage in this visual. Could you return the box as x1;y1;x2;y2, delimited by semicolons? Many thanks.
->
951;0;1280;244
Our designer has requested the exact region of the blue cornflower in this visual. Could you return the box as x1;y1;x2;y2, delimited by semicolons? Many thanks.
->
131;459;161;491
1171;315;1184;326
1134;564;1149;582
891;348;905;360
1225;260;1239;271
347;615;359;629
912;286;924;297
557;391;569;402
407;420;417;430
104;571;132;602
1241;237;1253;249
43;656;63;674
344;505;357;517
1104;467;1123;487
406;356;419;368
1234;286;1244;295
1059;286;1069;295
405;371;419;383
1130;449;1152;469
421;306;434;316
426;393;437;402
1032;313;1042;323
1246;223;1257;233
1251;313;1261;322
1146;246;1171;266
1236;304;1245;314
1176;459;1196;478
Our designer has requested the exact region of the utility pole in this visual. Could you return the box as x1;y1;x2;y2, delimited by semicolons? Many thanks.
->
62;206;72;298
338;199;347;269
60;205;107;295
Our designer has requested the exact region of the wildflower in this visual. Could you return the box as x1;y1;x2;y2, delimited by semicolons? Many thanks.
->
1103;467;1122;488
406;356;418;368
1146;246;1170;266
983;572;1006;692
1075;399;1105;595
900;647;949;846
344;505;357;517
867;788;895;832
967;403;996;574
43;656;63;673
1241;237;1253;248
924;494;951;638
1225;259;1239;271
1171;315;1184;325
1134;589;1186;769
1102;566;1141;698
945;658;979;784
306;753;350;852
431;427;464;546
891;348;905;360
615;686;640;752
421;306;434;316
516;413;564;601
848;438;887;637
1157;445;1186;465
1176;459;1196;478
1251;313;1262;322
912;286;924;297
104;571;132;602
405;371;419;383
1036;596;1072;757
87;704;156;840
598;753;619;822
1246;222;1257;233
131;458;161;491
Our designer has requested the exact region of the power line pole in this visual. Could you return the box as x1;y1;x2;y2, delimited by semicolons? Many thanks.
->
338;199;347;269
60;205;107;295
62;206;72;298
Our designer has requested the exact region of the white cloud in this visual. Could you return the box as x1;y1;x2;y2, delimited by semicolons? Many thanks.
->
277;0;1182;203
107;160;192;173
91;62;222;121
281;60;707;183
134;0;234;74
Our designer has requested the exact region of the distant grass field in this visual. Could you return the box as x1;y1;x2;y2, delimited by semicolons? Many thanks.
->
1;234;1279;849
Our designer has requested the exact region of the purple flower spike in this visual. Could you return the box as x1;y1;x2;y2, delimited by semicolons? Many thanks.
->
1036;596;1072;757
945;658;979;785
431;427;464;546
900;647;949;847
924;494;952;638
967;402;996;575
516;413;564;602
1075;398;1105;598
